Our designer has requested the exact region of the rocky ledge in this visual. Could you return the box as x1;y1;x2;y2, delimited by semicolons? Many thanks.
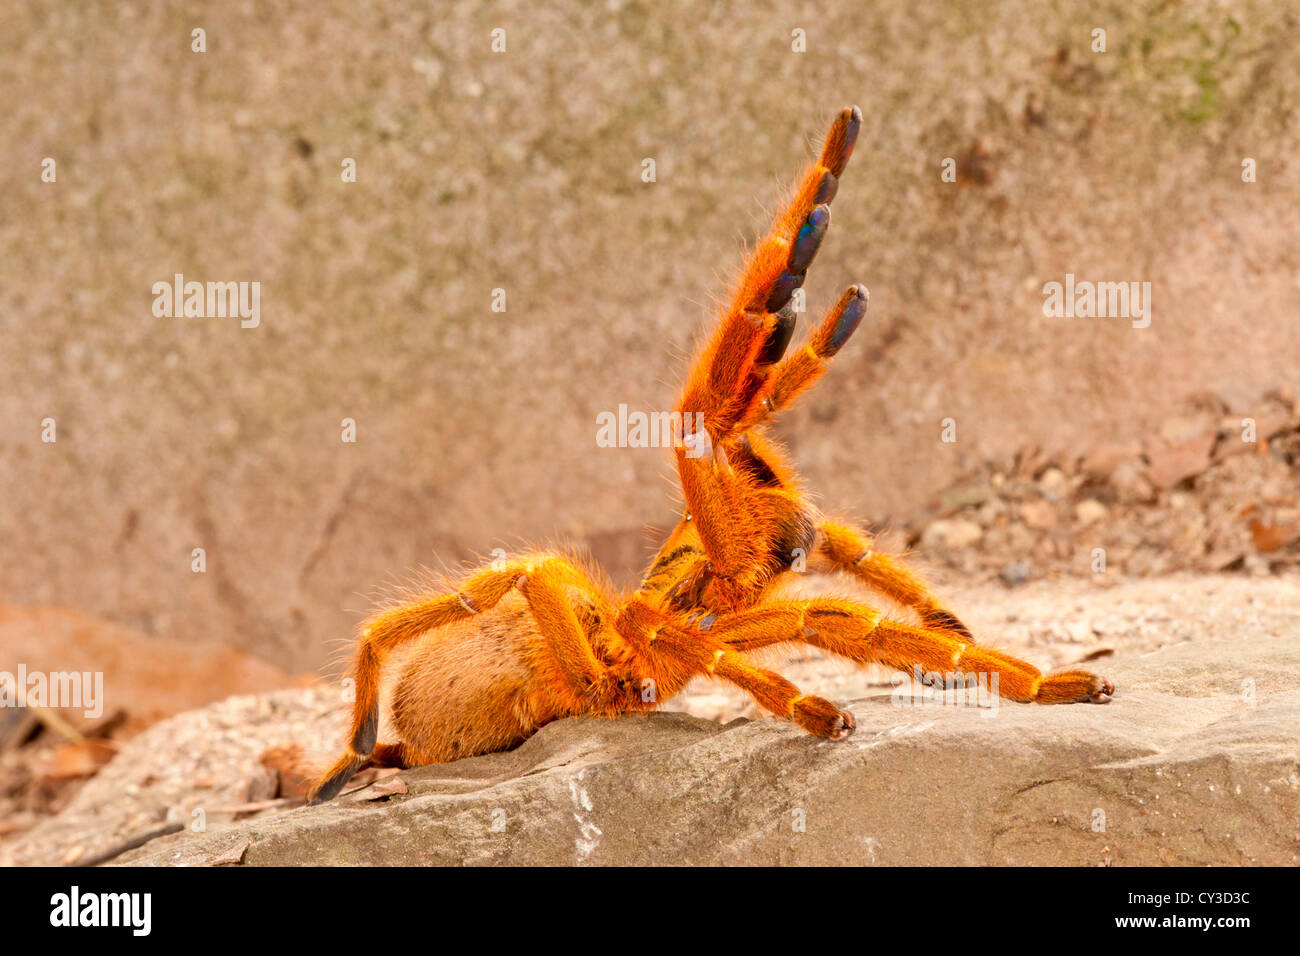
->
122;631;1299;866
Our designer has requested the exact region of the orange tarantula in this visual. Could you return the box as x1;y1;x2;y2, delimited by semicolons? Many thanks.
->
309;105;1114;803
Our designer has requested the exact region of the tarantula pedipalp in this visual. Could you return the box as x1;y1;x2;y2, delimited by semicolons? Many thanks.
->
309;106;1114;804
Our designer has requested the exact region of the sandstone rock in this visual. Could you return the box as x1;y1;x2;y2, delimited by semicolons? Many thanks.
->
0;604;307;732
8;577;1300;867
1000;560;1032;586
1109;460;1157;504
101;632;1300;867
1037;467;1068;498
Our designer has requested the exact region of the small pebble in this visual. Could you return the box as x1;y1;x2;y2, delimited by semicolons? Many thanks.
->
1000;561;1031;586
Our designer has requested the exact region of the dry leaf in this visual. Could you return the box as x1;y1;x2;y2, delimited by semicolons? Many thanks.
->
206;840;251;866
1146;431;1215;490
1249;519;1300;554
360;776;408;800
45;739;118;779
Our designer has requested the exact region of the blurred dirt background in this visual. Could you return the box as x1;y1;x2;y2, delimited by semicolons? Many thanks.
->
3;1;1299;672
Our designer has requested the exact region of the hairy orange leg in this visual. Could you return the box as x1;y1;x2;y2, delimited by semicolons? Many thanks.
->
677;106;863;447
731;285;870;435
710;599;1114;705
310;556;623;803
672;444;805;608
813;520;975;639
664;109;872;609
614;600;854;738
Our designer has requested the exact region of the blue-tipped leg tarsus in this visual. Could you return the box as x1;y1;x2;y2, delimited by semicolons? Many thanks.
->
790;205;830;274
825;105;862;177
764;271;805;313
758;305;798;365
824;285;868;356
814;169;839;204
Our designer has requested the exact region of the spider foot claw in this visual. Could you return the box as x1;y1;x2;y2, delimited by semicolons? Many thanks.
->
793;695;856;740
821;105;862;177
1088;677;1115;704
1036;668;1115;704
820;284;868;357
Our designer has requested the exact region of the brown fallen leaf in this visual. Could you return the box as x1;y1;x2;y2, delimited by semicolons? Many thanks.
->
336;766;401;796
1249;519;1300;554
1202;549;1245;572
206;840;251;866
359;775;408;800
1146;431;1215;490
45;739;119;779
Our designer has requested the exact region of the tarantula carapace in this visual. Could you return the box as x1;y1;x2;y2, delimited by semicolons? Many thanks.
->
309;106;1114;803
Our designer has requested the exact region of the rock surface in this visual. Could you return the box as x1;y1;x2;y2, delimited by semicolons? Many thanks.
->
72;580;1298;866
6;574;1298;866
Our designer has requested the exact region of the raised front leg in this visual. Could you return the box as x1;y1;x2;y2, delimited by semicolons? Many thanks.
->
676;106;863;449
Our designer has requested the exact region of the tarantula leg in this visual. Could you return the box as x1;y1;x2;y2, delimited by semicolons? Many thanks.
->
734;285;869;433
309;743;414;804
615;603;855;738
711;599;1113;705
756;305;798;365
678;106;862;443
764;203;830;313
311;752;370;804
309;556;570;804
820;104;861;177
919;608;974;641
814;519;975;641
